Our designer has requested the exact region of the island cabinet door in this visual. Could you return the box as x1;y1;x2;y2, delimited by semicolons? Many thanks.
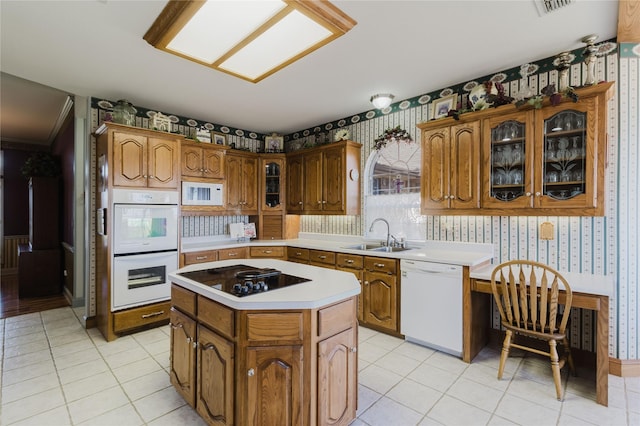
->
169;308;197;407
318;327;357;426
245;345;304;426
196;325;234;426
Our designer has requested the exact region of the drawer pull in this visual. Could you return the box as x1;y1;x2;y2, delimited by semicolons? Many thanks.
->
296;252;302;256
263;250;272;254
374;263;386;268
141;310;165;319
195;255;208;260
318;255;327;259
228;253;237;257
169;322;183;330
248;368;255;377
346;259;354;264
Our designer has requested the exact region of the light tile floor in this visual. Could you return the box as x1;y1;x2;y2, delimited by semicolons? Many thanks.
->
1;307;638;425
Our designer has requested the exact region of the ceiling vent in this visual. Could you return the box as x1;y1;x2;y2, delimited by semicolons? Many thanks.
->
534;0;575;16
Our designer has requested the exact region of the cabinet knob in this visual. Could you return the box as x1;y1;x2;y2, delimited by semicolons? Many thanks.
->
526;192;532;197
248;368;255;377
350;347;357;353
364;281;369;286
450;194;455;199
322;200;327;204
535;192;541;197
298;202;302;205
443;195;449;199
317;201;322;205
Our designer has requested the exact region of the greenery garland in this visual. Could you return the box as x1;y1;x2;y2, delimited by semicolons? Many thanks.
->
373;126;414;150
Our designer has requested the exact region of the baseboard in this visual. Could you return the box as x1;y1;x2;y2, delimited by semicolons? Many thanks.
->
610;358;640;377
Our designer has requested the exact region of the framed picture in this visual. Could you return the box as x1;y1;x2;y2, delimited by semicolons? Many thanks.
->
432;94;458;119
265;135;284;152
196;128;211;143
212;132;227;145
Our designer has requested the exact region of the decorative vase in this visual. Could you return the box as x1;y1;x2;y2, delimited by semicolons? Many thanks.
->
555;52;572;92
112;99;137;126
582;34;599;86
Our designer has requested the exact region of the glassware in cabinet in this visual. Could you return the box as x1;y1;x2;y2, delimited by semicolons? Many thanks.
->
487;119;527;203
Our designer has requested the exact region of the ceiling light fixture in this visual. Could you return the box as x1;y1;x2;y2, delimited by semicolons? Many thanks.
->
370;94;395;109
143;0;356;84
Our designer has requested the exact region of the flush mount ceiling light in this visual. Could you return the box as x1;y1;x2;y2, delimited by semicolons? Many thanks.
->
370;94;395;109
143;0;356;83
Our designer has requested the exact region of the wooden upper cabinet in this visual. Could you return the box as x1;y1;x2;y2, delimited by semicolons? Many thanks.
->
420;120;480;213
286;153;304;212
418;81;613;216
104;124;179;189
287;140;361;215
259;155;285;212
181;141;225;179
225;151;258;214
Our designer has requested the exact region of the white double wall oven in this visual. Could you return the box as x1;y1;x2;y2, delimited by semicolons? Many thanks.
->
111;189;178;311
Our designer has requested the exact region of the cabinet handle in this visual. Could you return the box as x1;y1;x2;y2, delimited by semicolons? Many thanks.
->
317;201;322;204
322;200;327;204
318;255;327;259
228;253;237;257
141;310;164;319
296;252;302;256
526;192;532;197
450;194;455;199
350;347;357;353
169;322;183;330
443;195;449;199
346;259;354;264
298;201;303;205
263;250;272;254
195;255;208;260
247;368;255;377
374;263;385;268
193;341;199;349
364;281;369;286
535;192;541;197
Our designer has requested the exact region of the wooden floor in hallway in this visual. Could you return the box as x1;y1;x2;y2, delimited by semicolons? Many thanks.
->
0;272;69;319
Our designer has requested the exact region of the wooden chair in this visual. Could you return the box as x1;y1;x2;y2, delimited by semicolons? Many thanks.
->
490;260;575;401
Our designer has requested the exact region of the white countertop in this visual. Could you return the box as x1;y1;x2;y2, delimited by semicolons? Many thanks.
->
470;264;614;297
180;233;494;267
169;258;361;310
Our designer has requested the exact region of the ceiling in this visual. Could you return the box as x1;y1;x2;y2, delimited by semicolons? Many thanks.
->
0;1;619;146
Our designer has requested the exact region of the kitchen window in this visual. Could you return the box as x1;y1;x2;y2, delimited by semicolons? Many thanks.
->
365;140;425;241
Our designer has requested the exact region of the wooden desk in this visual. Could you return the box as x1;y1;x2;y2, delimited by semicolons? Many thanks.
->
464;268;612;406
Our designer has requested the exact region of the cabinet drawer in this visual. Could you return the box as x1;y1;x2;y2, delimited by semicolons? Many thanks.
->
309;250;336;266
113;301;171;333
244;312;304;344
287;247;309;262
183;250;218;265
171;284;196;317
218;247;248;260
198;296;235;338
364;256;397;274
250;246;285;258
336;253;363;270
318;297;355;339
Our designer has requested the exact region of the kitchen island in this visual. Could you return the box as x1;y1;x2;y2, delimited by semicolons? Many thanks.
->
168;259;360;426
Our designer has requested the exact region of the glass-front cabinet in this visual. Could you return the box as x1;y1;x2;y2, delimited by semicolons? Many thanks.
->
259;155;285;212
482;94;601;213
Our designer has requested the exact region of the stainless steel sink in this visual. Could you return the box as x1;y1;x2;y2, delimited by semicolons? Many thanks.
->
342;243;383;251
368;246;413;253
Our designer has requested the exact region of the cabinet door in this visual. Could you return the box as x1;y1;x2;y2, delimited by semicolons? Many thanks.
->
286;154;304;212
318;327;357;426
364;271;398;332
323;145;345;212
482;111;534;209
241;156;258;212
449;121;480;209
197;325;234;426
181;145;204;177
536;97;598;210
148;137;179;188
202;146;225;179
421;127;449;210
261;157;285;212
170;308;197;407
225;154;243;210
113;132;147;187
303;151;324;212
246;345;303;425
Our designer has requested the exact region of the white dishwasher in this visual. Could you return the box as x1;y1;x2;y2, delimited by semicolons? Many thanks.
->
400;259;463;357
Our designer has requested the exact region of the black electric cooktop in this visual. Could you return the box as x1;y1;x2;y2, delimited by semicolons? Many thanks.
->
178;264;310;297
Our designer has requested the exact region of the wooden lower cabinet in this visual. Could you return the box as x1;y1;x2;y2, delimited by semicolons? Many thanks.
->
169;308;197;407
318;327;357;426
170;286;358;426
362;257;399;334
245;345;304;425
197;325;235;425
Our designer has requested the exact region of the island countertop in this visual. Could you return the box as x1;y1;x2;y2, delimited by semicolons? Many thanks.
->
169;258;361;310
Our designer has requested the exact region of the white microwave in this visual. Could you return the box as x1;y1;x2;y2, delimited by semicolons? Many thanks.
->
182;181;224;206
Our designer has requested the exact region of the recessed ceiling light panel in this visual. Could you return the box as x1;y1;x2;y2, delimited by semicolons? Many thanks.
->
144;0;356;83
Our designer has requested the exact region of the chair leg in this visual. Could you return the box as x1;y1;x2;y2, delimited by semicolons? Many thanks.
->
498;330;512;380
549;340;563;401
562;337;576;376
